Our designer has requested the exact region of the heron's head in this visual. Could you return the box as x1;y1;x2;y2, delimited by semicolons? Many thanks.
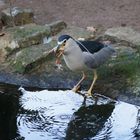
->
54;35;72;58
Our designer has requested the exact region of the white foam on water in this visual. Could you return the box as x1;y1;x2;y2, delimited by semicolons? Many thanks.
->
17;88;85;140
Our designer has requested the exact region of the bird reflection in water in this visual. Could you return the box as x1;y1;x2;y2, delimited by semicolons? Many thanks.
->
66;103;115;140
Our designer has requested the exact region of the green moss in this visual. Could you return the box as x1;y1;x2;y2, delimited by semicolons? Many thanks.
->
9;43;54;73
6;25;50;40
11;60;24;73
5;47;12;53
98;53;140;79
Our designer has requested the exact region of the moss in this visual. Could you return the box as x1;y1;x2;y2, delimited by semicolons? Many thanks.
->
8;43;54;73
98;51;139;77
11;60;24;73
5;47;12;53
3;24;51;55
93;54;140;96
6;24;50;40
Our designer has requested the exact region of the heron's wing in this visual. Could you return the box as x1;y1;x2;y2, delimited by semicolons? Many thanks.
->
77;41;105;54
83;45;115;68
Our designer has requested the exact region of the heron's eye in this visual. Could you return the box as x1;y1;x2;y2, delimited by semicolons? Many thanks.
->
62;40;67;46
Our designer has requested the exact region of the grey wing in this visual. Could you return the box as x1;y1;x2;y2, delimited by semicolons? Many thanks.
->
83;45;115;69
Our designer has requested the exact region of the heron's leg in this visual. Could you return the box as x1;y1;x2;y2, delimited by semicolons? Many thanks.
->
72;71;86;92
87;69;97;96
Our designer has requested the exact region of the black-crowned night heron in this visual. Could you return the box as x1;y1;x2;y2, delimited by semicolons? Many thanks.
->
54;35;115;97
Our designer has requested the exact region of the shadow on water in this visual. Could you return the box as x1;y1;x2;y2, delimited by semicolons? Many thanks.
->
0;83;20;140
0;83;140;140
66;104;115;140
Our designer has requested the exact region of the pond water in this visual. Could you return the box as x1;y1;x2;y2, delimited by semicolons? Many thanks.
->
0;83;140;140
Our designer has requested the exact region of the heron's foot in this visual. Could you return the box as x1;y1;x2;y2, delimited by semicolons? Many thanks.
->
85;90;93;97
72;85;81;93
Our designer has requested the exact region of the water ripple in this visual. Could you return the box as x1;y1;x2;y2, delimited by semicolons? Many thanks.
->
16;88;140;140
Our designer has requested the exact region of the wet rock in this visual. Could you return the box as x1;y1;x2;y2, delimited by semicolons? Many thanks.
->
1;7;34;26
0;24;51;62
46;20;67;36
133;109;140;137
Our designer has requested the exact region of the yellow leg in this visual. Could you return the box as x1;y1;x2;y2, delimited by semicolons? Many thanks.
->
87;69;98;96
72;71;86;92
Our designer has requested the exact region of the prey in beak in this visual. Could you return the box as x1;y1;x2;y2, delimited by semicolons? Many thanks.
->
54;39;66;65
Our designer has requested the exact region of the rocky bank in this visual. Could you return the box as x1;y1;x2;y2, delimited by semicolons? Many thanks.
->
0;7;140;105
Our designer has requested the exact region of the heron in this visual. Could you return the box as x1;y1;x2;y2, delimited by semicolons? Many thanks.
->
53;34;115;97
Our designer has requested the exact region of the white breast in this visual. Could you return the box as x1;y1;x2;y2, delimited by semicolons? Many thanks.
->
63;38;86;71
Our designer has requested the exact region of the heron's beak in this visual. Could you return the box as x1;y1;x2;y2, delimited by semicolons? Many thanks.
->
55;45;64;56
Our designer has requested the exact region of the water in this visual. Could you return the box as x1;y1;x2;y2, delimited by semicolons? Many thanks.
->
0;84;140;140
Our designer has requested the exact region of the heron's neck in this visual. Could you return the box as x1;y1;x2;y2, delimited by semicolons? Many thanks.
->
63;38;86;71
64;38;82;55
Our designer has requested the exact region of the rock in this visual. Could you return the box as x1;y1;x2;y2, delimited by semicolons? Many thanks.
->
0;24;51;62
111;44;137;65
56;25;94;40
104;27;140;48
96;27;140;105
0;19;3;30
0;0;6;10
46;21;93;41
9;43;54;73
1;7;34;26
0;24;140;106
91;27;140;104
96;44;140;105
46;20;67;35
133;109;140;137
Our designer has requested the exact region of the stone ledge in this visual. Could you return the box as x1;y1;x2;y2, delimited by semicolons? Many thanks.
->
1;7;34;26
104;27;140;48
